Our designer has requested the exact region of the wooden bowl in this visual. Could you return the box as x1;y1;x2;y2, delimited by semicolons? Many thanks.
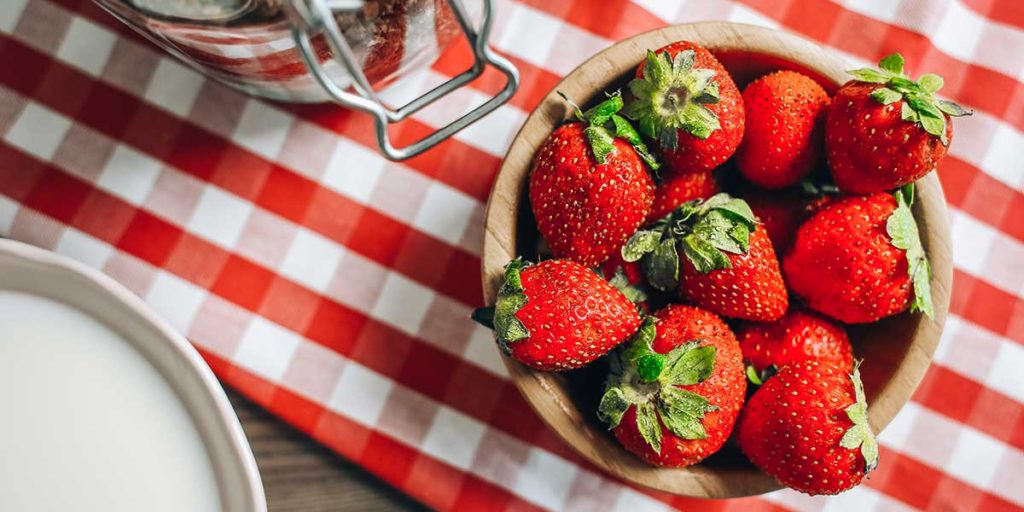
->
480;22;952;498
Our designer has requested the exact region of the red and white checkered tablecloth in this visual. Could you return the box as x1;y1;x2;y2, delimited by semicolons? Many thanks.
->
1;0;1022;510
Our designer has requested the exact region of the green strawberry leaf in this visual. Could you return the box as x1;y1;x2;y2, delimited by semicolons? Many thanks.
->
680;234;731;274
582;93;624;127
584;125;616;164
671;49;695;75
643;50;672;89
491;258;532;354
643;237;681;291
862;436;880;472
854;54;969;145
597;318;717;454
847;68;891;84
840;363;880;473
936;99;972;117
888;76;923;95
661;342;716;386
608;266;649;305
870;87;902;105
658;386;715;440
597;385;631;428
878;53;905;74
886;184;934;318
919;114;948;145
624;48;723;148
621;317;664;383
611;114;661;172
622;229;663;262
746;365;763;386
901;101;920;123
635;401;663;453
559;91;661;170
918;73;943;93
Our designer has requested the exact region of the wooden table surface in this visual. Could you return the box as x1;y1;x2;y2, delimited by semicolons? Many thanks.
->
228;391;427;512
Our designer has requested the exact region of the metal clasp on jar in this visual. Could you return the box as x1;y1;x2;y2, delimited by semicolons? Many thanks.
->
286;0;519;160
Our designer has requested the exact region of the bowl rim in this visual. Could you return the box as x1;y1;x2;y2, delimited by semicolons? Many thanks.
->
480;21;951;498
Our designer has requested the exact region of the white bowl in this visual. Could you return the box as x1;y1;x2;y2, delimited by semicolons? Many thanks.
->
0;239;266;512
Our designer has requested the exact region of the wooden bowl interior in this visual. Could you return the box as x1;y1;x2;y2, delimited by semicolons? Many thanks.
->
482;22;951;498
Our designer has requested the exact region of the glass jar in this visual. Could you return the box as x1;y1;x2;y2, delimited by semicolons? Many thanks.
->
92;0;519;160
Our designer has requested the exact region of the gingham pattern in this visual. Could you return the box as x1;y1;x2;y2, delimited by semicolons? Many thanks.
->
1;0;1022;510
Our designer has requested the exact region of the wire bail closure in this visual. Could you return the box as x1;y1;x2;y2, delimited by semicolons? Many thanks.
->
285;0;520;160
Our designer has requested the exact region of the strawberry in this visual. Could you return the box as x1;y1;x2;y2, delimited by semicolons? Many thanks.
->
530;93;658;268
744;189;832;254
737;70;830;189
472;259;640;371
647;170;719;225
784;185;933;323
625;41;745;175
737;361;879;495
623;194;788;321
825;53;971;194
599;305;746;467
738;307;853;384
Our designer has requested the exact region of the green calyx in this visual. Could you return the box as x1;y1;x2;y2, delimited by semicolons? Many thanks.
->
745;364;778;386
620;193;757;291
558;91;660;172
886;184;934;318
847;53;971;146
598;316;718;453
838;362;880;473
471;258;531;354
624;49;722;149
607;265;649;308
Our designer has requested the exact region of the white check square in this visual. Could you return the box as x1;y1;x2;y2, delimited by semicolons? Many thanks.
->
0;195;19;235
145;272;207;334
234;317;302;381
987;341;1024;402
55;228;113;269
944;427;1005;490
322;140;385;203
144;59;204;117
97;145;162;205
0;0;28;34
56;17;116;77
187;187;253;248
420;406;487;470
370;273;434;336
513;448;578;511
413;183;478;246
4;102;72;161
279;229;346;292
327;363;393;427
232;99;293;160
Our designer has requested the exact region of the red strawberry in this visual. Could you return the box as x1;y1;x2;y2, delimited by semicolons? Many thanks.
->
599;305;745;467
744;190;832;253
625;41;745;175
472;259;640;371
825;53;971;194
737;70;830;189
647;170;719;224
784;185;933;323
738;307;853;383
623;194;788;321
737;361;879;495
530;94;658;268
